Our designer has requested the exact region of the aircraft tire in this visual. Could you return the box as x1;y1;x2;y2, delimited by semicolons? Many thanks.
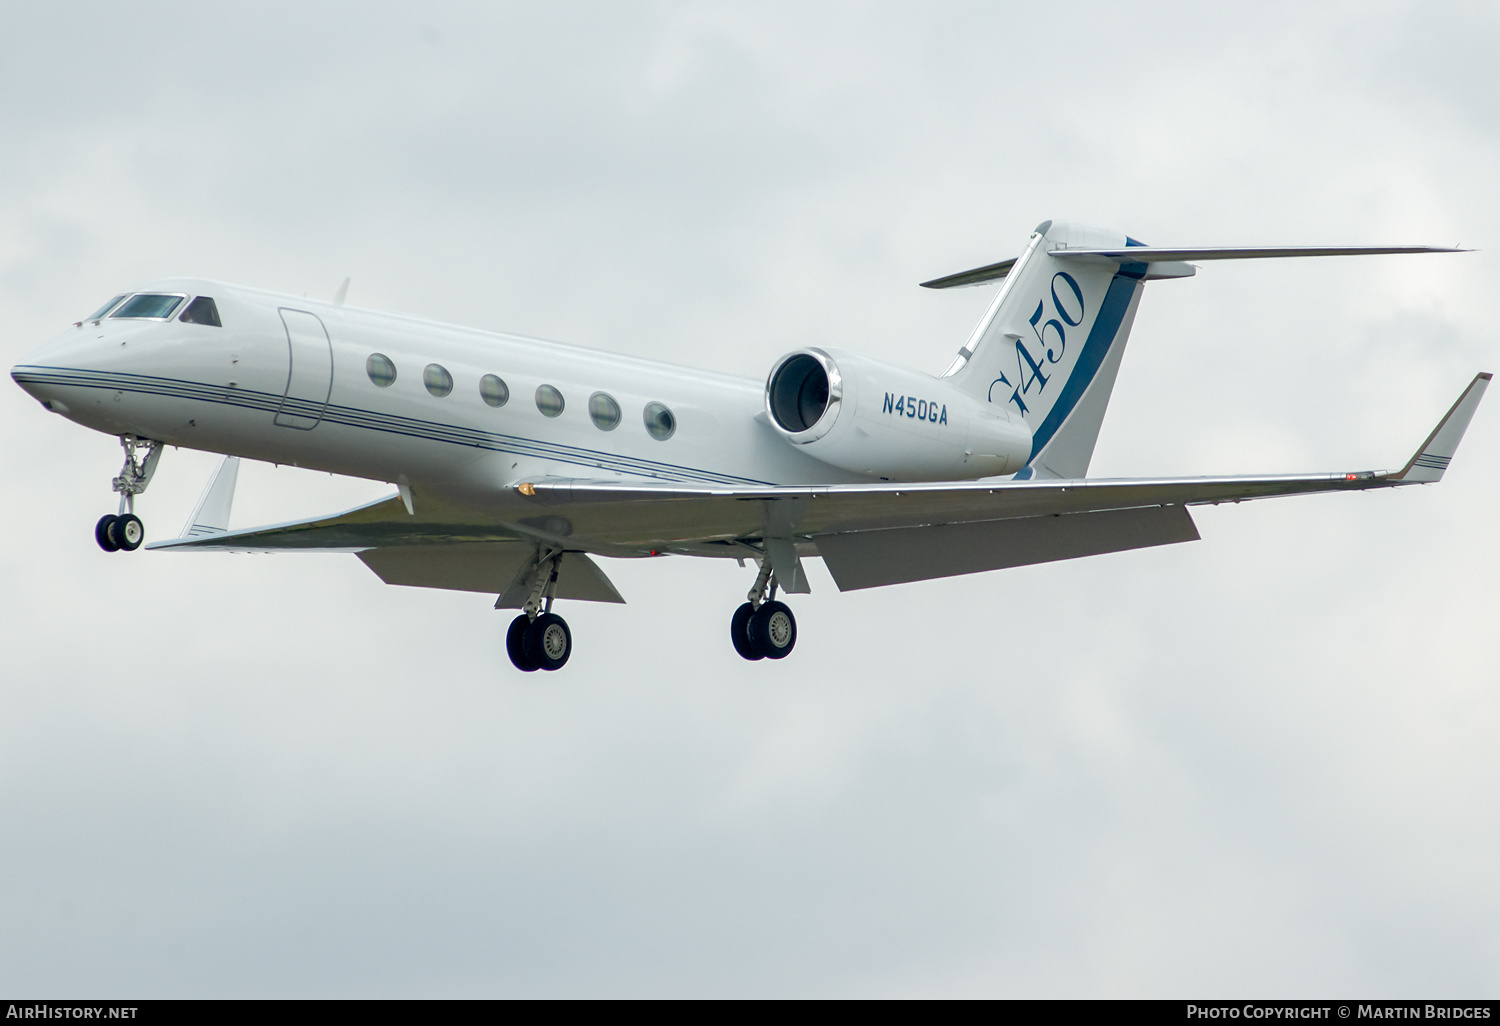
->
95;514;120;552
731;602;764;660
749;601;796;660
114;513;144;551
507;614;540;672
524;612;572;671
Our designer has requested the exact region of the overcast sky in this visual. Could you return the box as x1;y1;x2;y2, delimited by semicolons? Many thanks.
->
3;0;1499;997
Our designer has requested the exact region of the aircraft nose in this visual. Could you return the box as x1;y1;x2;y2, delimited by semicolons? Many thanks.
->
12;324;109;414
11;363;71;413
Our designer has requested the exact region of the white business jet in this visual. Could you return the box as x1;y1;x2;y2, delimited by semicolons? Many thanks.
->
11;220;1489;672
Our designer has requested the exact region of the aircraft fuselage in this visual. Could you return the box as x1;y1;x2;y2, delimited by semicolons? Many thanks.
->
14;278;878;513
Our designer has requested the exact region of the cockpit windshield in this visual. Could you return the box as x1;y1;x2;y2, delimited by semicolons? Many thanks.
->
85;295;127;321
110;293;185;320
178;296;221;326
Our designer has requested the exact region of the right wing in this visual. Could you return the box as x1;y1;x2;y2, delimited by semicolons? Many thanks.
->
147;373;1489;594
517;373;1491;588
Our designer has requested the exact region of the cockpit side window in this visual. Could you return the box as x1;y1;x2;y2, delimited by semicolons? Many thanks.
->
110;294;185;320
85;295;127;321
179;296;222;326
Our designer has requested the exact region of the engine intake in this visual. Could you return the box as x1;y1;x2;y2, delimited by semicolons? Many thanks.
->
768;350;840;439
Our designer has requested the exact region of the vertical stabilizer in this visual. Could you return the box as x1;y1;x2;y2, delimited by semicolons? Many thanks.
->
944;221;1149;479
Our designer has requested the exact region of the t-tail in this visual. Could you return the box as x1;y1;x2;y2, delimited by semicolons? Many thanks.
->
934;221;1157;479
925;220;1465;480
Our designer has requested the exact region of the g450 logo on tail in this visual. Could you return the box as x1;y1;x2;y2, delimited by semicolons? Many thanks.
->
989;271;1085;415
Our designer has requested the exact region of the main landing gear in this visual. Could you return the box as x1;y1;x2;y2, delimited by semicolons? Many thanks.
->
96;435;162;553
505;550;574;672
730;554;797;661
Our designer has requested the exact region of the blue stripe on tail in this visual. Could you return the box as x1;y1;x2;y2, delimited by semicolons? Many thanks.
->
1024;263;1145;463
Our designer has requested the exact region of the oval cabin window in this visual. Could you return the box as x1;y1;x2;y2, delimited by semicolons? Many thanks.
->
424;363;453;398
367;353;397;387
588;392;621;431
536;384;565;418
643;402;676;440
480;374;509;407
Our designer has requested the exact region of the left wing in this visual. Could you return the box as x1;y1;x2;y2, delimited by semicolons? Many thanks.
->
149;491;524;552
146;480;625;604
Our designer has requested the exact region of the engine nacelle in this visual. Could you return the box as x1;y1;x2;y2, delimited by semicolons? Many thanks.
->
764;347;1032;480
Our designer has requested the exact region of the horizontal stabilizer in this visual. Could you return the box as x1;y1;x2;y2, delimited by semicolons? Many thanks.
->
922;245;1467;289
1053;245;1468;263
920;257;1018;290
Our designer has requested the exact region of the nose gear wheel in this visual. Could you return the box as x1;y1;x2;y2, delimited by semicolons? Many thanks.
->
113;513;144;551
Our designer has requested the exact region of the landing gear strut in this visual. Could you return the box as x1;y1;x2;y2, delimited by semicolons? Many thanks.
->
731;552;797;661
505;550;574;672
96;435;161;553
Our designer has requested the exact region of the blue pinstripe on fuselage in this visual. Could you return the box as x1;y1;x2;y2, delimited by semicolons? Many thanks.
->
11;364;778;487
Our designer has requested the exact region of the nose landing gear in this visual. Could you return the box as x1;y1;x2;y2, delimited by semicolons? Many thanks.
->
731;553;798;661
96;436;162;553
95;512;144;552
505;550;574;672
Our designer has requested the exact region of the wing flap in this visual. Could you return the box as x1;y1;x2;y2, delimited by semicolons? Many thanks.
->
815;505;1199;590
358;542;535;592
493;551;625;606
359;544;625;603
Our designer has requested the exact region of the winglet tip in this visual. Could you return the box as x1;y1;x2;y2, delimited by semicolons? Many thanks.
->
1392;371;1491;482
